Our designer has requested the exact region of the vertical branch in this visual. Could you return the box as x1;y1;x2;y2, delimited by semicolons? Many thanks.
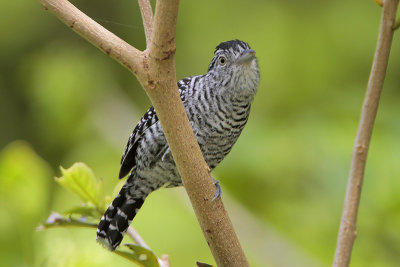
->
138;0;153;47
333;0;399;266
149;0;178;60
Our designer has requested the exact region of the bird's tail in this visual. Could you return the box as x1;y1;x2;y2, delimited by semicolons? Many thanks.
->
96;185;146;251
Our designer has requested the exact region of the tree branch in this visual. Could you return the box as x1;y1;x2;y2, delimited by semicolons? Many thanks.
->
333;1;399;266
38;0;249;265
138;0;153;47
141;1;249;265
126;226;150;250
148;0;178;61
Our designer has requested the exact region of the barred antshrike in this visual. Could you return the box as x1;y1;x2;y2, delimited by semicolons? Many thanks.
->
97;40;260;250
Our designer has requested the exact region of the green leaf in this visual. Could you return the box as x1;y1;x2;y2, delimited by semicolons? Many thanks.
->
64;204;101;218
37;212;98;231
114;244;160;267
55;162;104;213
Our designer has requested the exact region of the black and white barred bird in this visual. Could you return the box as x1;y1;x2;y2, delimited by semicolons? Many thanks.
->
97;39;260;250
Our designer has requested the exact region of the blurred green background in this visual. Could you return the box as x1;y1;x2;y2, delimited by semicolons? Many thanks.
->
1;0;399;266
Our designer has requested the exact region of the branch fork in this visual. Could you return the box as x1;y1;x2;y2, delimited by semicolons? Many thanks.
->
38;0;248;265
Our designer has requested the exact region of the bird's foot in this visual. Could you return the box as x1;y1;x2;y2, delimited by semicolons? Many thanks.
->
212;178;222;201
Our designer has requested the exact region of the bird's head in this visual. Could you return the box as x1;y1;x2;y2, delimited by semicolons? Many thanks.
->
207;40;260;97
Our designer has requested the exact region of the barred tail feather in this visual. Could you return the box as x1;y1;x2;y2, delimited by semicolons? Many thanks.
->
96;186;145;251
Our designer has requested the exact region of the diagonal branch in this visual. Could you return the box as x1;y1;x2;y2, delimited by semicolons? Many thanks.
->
145;2;249;265
138;0;153;47
333;0;399;266
38;0;249;266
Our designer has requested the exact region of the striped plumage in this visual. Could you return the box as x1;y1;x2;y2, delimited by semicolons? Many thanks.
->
96;40;260;250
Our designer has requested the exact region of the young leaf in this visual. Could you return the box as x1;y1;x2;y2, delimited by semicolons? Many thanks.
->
64;204;101;218
114;243;160;267
55;162;104;212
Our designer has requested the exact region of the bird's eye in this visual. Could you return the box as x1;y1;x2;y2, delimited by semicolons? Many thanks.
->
218;56;227;66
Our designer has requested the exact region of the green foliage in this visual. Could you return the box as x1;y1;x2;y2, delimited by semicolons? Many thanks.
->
64;205;103;218
40;163;161;267
37;212;161;266
116;244;160;267
56;163;105;214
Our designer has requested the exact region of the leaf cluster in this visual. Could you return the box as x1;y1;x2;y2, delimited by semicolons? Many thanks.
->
38;162;160;267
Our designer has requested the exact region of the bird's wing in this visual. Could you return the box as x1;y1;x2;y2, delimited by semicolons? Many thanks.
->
118;77;191;179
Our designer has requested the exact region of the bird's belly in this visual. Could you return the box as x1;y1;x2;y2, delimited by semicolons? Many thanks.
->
199;129;241;170
137;155;182;188
136;113;244;188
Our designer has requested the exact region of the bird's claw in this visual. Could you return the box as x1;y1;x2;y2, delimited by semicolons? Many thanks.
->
212;178;222;201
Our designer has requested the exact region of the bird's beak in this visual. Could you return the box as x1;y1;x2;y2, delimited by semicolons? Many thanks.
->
237;49;256;64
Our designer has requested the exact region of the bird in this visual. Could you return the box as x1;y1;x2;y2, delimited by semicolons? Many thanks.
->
96;39;260;251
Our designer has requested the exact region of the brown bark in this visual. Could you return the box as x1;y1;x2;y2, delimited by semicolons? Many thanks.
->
138;0;153;47
333;1;399;266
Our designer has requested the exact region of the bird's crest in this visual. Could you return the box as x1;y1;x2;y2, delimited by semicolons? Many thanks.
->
215;39;250;54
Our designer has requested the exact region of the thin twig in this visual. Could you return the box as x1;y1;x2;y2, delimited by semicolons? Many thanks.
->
138;0;153;47
126;226;151;250
333;0;399;266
